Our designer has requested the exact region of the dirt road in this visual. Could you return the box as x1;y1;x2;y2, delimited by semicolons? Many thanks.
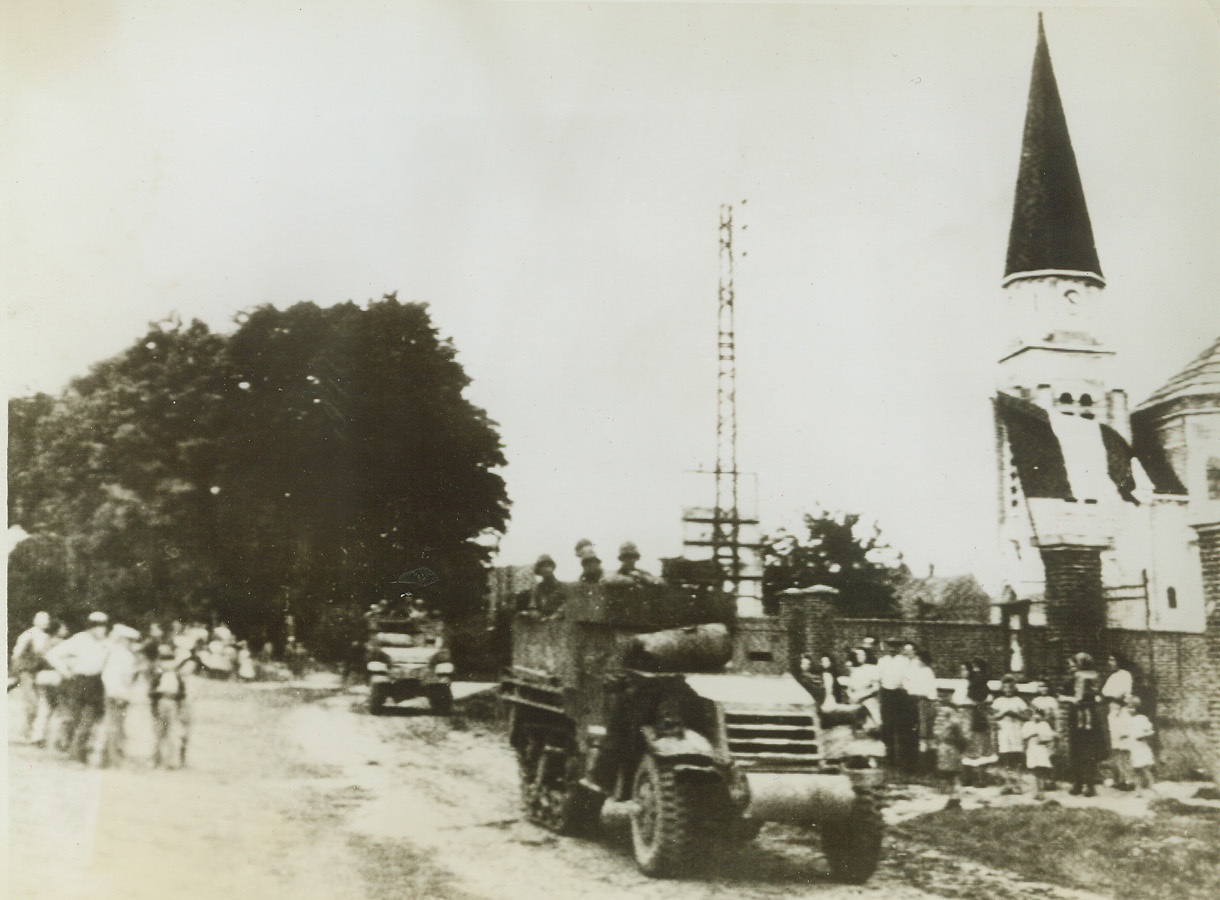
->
8;678;1106;900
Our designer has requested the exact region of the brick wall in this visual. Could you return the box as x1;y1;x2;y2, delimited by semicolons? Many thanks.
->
1104;629;1210;723
834;618;1009;675
1192;522;1220;778
1039;543;1107;682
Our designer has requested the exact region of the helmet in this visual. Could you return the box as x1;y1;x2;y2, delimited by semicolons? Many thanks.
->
618;541;640;560
534;554;556;574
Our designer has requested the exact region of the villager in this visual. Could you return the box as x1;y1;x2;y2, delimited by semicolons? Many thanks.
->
44;612;112;763
819;654;844;708
936;679;973;809
906;650;940;772
876;639;908;765
848;648;882;736
1071;652;1097;699
1028;681;1061;788
149;643;197;768
236;641;257;680
1067;674;1106;796
1101;653;1135;790
893;642;922;772
991;674;1029;793
1021;704;1056;799
99;625;143;768
1122;696;1156;793
965;658;994;759
32;622;69;748
10;611;53;744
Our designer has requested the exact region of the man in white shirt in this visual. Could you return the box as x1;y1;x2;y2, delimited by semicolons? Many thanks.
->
44;611;111;762
100;625;143;768
876;640;910;766
10;611;52;742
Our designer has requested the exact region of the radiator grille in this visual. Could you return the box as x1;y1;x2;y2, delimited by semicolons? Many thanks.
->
724;710;820;763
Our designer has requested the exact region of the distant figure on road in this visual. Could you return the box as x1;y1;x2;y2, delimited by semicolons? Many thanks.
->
99;625;143;768
44;612;112;763
150;643;196;768
236;641;257;681
10;611;53;744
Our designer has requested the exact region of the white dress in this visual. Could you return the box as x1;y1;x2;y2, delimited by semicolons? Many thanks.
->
1124;714;1155;769
992;695;1028;756
1021;719;1054;769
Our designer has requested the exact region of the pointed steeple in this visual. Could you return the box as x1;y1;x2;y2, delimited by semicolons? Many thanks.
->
1004;14;1104;287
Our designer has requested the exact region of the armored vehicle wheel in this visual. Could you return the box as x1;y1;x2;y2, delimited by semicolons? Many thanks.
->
368;683;388;715
820;786;883;884
517;735;602;837
427;684;453;715
630;754;698;878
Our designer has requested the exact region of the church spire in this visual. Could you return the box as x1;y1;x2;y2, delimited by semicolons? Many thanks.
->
1004;14;1104;287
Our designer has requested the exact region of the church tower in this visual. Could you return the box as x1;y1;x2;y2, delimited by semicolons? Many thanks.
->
992;16;1134;656
997;15;1127;433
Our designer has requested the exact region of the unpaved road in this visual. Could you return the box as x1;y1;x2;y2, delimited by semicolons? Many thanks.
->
8;678;1107;900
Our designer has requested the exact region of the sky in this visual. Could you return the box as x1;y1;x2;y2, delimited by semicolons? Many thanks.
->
4;1;1220;590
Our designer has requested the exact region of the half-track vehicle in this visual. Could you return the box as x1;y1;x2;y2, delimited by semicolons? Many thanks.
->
365;607;454;715
501;580;884;881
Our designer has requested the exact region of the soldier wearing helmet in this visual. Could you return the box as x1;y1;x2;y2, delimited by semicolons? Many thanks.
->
531;554;565;618
608;541;659;585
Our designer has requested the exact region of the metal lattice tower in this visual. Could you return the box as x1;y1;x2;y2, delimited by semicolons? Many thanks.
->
713;203;742;594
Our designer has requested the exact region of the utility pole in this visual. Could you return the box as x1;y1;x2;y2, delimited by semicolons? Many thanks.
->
714;203;742;596
681;203;762;611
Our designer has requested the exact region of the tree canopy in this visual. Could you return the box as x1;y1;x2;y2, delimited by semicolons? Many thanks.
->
8;296;509;655
761;509;906;618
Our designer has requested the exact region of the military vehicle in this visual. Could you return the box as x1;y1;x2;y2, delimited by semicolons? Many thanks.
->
365;607;454;715
501;580;884;881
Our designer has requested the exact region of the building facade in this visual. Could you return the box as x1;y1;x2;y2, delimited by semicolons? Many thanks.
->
992;17;1217;643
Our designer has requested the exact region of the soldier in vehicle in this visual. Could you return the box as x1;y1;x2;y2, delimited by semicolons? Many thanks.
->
529;554;565;618
574;539;604;583
608;541;659;585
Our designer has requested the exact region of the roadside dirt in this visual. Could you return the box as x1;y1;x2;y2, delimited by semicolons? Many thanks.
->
7;678;1115;899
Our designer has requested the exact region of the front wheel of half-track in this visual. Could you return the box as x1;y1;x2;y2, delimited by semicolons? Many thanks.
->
820;786;883;884
630;754;698;878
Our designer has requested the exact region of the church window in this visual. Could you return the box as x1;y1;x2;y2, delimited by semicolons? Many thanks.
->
1208;458;1220;500
1167;587;1178;609
1079;394;1093;406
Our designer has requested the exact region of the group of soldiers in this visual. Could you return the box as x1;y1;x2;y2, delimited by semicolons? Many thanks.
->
10;610;198;768
523;539;659;617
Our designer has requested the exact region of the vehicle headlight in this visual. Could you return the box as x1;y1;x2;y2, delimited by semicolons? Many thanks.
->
434;662;454;676
366;661;388;673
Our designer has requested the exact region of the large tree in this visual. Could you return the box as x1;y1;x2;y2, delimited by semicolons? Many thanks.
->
8;296;509;655
761;509;906;619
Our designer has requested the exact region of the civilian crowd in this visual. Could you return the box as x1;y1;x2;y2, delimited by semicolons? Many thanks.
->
799;640;1156;803
10;610;257;768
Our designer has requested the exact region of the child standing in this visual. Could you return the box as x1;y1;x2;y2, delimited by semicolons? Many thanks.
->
1123;696;1156;794
1021;706;1056;799
991;674;1030;794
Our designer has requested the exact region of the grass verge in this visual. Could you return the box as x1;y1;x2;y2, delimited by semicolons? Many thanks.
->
894;800;1220;900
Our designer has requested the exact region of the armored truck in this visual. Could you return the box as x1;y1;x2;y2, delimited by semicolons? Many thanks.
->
501;580;883;881
365;610;454;715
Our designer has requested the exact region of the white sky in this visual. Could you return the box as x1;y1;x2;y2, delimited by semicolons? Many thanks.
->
4;1;1219;589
